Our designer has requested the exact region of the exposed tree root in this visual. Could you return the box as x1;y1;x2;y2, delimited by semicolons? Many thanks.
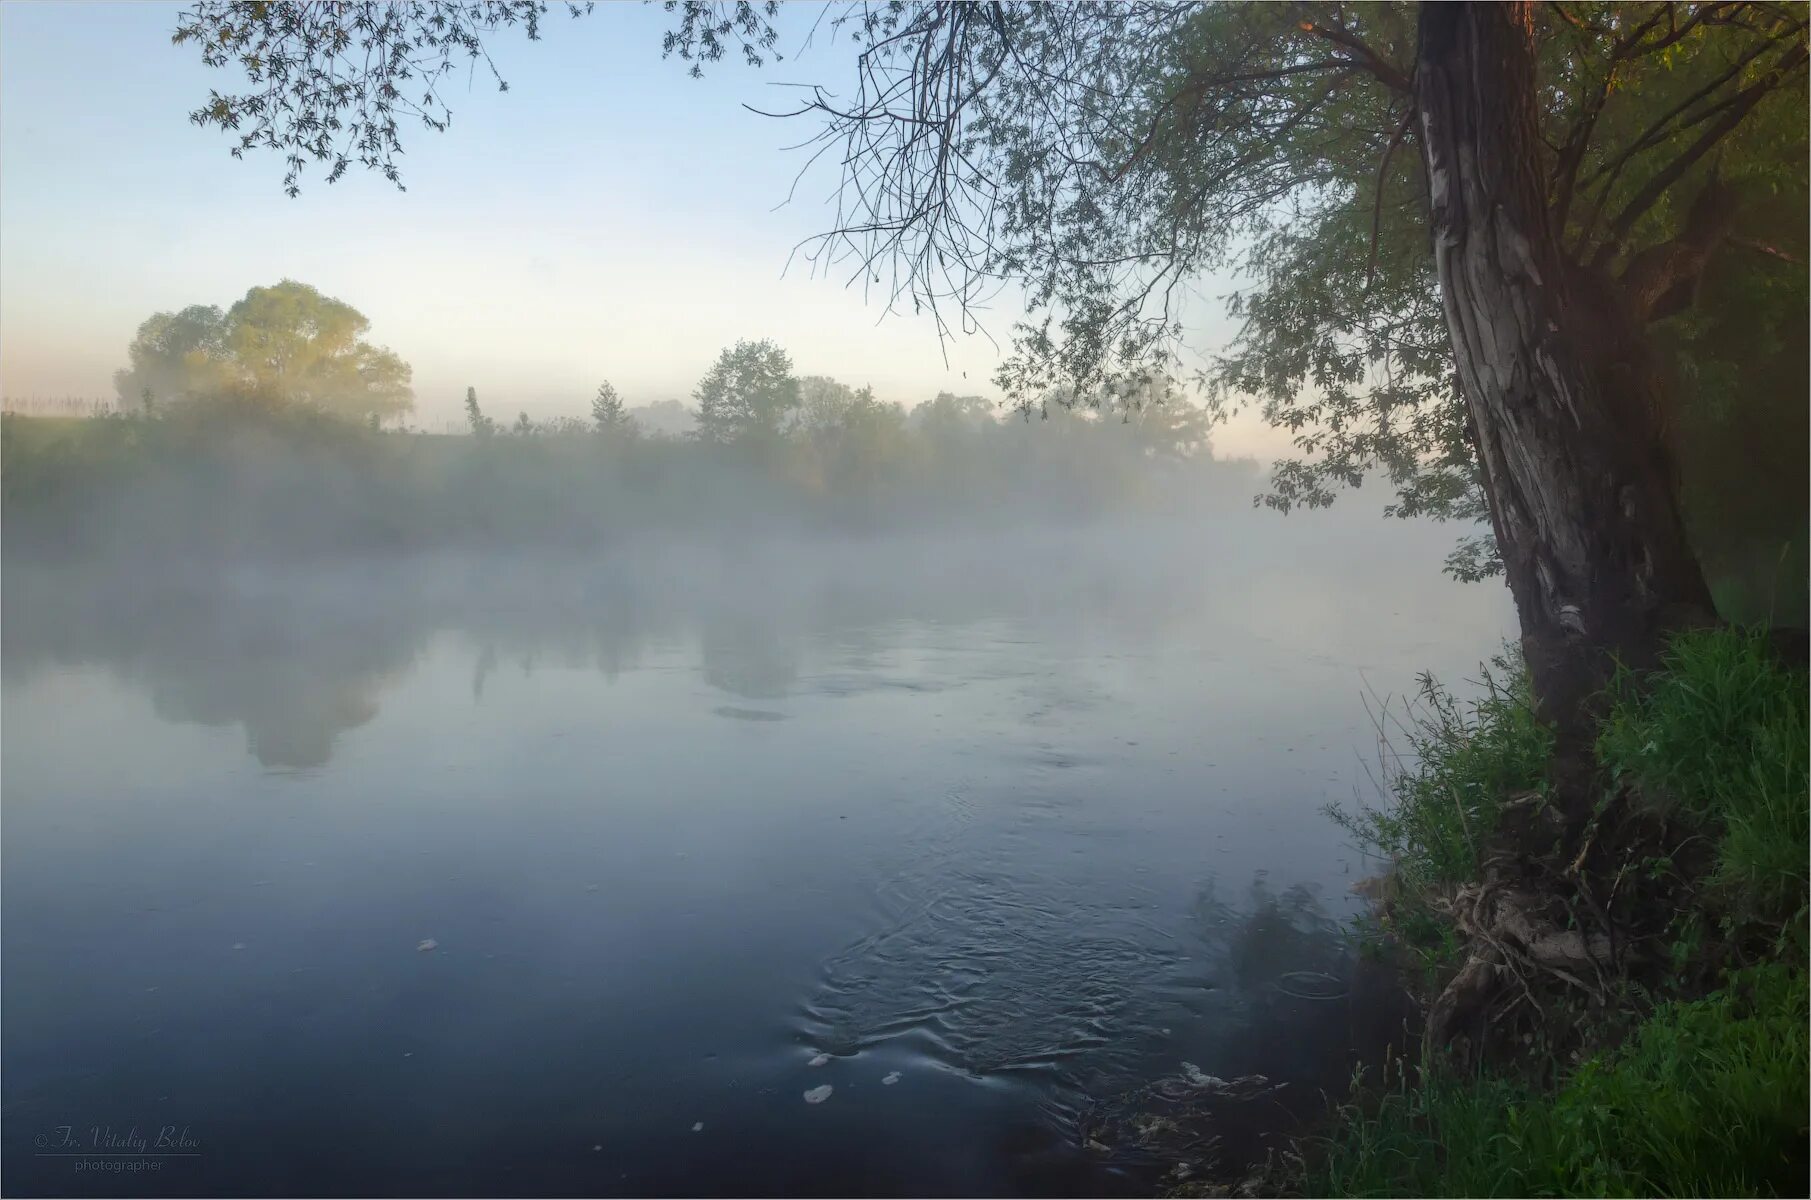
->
1416;784;1689;1068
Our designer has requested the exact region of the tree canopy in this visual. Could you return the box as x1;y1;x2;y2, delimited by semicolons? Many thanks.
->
694;338;802;446
116;280;415;422
590;380;635;438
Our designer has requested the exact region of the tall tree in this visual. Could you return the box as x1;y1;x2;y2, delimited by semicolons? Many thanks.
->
116;280;415;421
794;375;861;450
693;339;801;447
590;380;636;439
169;1;1809;743
113;304;231;407
1414;3;1716;733
466;386;497;438
223;281;414;421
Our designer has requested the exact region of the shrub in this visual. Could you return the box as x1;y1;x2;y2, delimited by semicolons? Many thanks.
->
1598;627;1809;933
1313;963;1809;1197
1330;651;1552;973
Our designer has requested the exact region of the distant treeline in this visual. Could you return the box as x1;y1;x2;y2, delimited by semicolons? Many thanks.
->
2;396;123;418
0;377;1259;563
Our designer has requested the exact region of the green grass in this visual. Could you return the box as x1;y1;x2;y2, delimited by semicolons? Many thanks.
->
1312;963;1809;1197
1598;626;1809;933
1330;652;1552;980
1317;627;1810;1196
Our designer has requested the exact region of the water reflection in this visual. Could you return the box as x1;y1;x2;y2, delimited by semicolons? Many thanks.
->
1181;875;1412;1080
700;615;798;701
1077;875;1413;1187
3;527;1504;1196
2;523;1510;777
2;569;421;770
3;559;710;768
1191;874;1347;997
0;547;1181;769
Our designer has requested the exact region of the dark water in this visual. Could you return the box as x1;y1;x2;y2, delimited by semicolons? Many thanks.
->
2;523;1510;1196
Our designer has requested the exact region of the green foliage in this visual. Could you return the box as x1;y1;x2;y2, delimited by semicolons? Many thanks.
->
693;338;801;447
589;380;635;439
174;1;593;196
1331;654;1553;969
1312;963;1810;1198
1654;86;1811;627
114;280;413;422
225;281;413;419
1598;627;1810;932
661;1;782;76
789;376;912;496
1319;626;1809;1197
3;347;1248;561
112;304;232;405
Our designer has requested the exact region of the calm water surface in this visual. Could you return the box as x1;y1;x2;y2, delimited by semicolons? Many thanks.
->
3;522;1510;1195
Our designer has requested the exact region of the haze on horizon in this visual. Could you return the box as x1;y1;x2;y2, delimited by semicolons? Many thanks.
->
0;1;1289;459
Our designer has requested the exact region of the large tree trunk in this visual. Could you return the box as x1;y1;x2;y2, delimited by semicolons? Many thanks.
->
1414;2;1717;750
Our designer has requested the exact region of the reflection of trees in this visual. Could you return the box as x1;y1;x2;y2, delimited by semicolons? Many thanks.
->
149;657;390;771
466;583;660;699
586;596;649;683
1;560;705;770
3;570;420;770
140;625;409;770
699;615;797;700
1185;873;1414;1089
1;535;1309;773
1189;874;1347;994
1077;875;1415;1188
472;645;497;701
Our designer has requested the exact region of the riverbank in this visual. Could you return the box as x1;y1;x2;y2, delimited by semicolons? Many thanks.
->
1306;626;1808;1197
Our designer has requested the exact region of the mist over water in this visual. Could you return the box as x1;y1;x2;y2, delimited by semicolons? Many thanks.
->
3;510;1510;1196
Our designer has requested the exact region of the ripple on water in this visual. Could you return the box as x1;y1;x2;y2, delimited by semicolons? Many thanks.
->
794;821;1180;1084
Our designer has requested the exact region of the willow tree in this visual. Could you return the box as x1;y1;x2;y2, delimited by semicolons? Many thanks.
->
170;1;1808;746
116;280;414;421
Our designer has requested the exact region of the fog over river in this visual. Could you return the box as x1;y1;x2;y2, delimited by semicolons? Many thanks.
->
3;514;1511;1196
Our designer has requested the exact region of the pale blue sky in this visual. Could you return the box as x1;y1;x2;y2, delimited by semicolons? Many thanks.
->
0;1;1274;451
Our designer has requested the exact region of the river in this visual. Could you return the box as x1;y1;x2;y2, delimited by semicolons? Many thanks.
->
2;518;1510;1195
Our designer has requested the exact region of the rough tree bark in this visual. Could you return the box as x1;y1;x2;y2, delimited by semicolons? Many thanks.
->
1414;2;1718;754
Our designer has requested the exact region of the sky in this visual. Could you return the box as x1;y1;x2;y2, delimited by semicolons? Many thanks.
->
0;1;1286;457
